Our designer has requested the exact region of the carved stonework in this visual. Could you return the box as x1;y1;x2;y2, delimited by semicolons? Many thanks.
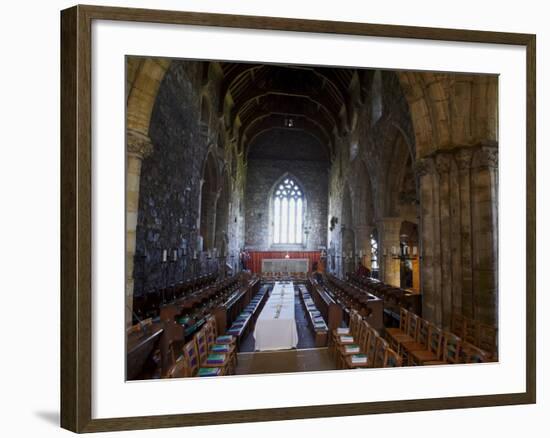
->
475;146;498;169
435;152;452;174
455;147;474;171
127;130;154;159
414;157;435;178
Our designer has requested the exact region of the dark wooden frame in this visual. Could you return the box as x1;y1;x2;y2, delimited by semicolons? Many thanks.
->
61;4;536;433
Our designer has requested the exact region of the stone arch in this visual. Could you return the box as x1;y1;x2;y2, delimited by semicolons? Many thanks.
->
386;130;417;218
230;146;238;182
396;71;498;158
341;183;355;276
200;94;212;139
214;168;231;253
351;158;376;269
126;58;171;137
199;151;219;251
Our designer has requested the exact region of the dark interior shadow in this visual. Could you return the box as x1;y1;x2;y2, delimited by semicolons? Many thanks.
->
34;411;59;427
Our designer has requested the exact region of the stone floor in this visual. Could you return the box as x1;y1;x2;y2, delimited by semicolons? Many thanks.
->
235;347;335;375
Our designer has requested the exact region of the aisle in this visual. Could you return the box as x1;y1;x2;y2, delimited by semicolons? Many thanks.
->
239;283;316;352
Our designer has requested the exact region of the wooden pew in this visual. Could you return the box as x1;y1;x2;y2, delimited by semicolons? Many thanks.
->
308;276;343;331
126;319;164;380
298;284;328;347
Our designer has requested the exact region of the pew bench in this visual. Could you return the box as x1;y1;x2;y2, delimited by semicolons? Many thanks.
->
226;285;270;347
298;285;328;347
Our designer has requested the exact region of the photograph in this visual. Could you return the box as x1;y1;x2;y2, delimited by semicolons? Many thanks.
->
125;57;499;380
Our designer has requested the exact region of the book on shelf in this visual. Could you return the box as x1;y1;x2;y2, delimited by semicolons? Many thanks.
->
206;354;226;364
351;354;368;364
345;345;360;353
337;327;350;334
198;367;220;377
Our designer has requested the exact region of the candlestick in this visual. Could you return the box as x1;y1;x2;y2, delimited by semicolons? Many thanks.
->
162;249;167;262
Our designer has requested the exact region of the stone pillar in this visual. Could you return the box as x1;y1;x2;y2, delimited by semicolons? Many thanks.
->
126;130;153;328
435;153;453;329
377;217;402;287
471;146;498;325
455;148;474;318
416;145;498;328
355;224;373;269
416;157;441;325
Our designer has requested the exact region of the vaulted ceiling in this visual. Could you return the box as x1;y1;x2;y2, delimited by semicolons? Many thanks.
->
218;63;358;160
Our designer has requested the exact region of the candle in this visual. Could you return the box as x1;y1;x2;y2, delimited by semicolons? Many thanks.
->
412;246;418;256
162;249;167;262
172;249;177;261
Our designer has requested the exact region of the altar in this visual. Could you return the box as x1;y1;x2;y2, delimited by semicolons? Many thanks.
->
261;258;309;275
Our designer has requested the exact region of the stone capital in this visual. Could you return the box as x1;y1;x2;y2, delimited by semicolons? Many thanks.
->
127;130;154;159
435;152;453;174
454;147;474;170
376;217;402;235
474;145;498;169
414;157;435;178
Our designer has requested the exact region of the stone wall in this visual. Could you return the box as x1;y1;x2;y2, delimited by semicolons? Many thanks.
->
326;70;416;280
132;60;245;295
245;158;329;251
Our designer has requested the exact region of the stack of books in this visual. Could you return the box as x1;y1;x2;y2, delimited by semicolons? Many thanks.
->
198;367;221;377
337;327;350;335
314;321;328;330
345;344;360;354
339;335;354;343
351;354;368;364
211;344;231;353
205;353;226;365
215;335;234;344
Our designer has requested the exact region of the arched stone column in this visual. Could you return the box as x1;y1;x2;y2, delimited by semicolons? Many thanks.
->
416;145;498;329
126;130;153;327
377;217;402;287
471;146;498;325
355;224;373;269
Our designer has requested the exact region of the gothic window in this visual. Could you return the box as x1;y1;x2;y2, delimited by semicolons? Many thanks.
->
370;230;379;278
273;177;304;244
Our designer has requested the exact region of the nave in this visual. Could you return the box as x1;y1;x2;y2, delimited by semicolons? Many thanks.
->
125;58;499;380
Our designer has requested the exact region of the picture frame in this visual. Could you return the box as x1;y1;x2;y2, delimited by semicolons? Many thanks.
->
60;4;536;433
